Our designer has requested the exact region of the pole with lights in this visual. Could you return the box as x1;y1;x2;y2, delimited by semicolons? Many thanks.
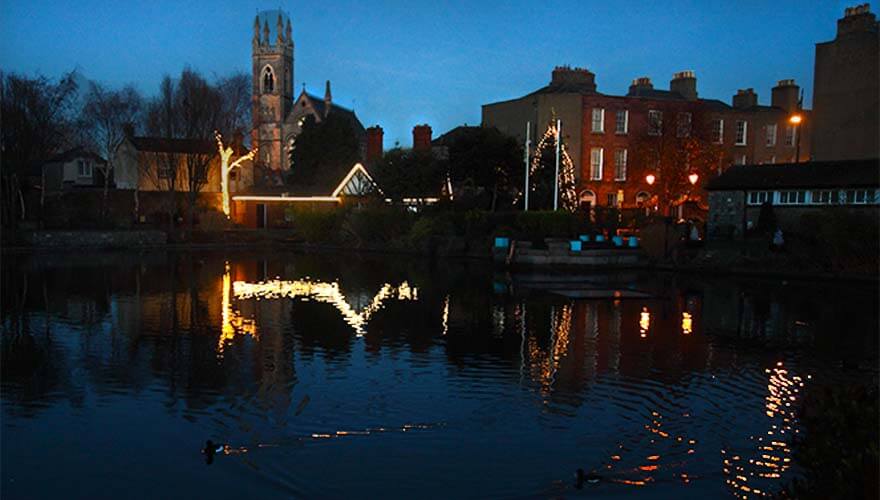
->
789;114;802;163
524;121;531;211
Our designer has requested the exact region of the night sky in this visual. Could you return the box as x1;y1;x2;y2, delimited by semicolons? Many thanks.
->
0;0;863;145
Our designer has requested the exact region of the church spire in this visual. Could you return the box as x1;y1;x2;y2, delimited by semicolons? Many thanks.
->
253;15;261;47
285;19;292;46
262;20;270;46
324;80;332;117
276;13;284;45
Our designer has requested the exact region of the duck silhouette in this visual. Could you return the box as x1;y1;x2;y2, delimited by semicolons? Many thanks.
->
575;468;602;488
202;440;225;465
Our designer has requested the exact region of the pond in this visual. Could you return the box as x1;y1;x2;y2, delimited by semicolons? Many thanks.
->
1;250;877;499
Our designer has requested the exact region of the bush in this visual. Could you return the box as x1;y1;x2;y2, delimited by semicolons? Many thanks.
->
514;211;587;240
343;206;415;246
798;208;879;272
289;207;343;243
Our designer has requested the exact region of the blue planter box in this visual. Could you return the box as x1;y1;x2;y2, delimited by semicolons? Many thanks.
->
579;234;591;242
595;235;606;243
612;236;624;247
494;237;510;249
569;240;582;252
628;236;639;248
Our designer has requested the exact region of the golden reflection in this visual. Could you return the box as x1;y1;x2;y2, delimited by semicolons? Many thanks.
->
232;278;418;336
220;263;258;354
723;361;805;498
441;295;450;336
639;307;651;338
525;303;573;394
682;312;693;335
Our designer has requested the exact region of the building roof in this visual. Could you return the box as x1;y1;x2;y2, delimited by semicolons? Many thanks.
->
706;159;880;191
46;146;107;164
297;92;366;135
129;136;216;155
432;125;481;146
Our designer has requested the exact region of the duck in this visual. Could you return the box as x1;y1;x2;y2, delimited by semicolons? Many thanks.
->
575;468;602;487
202;440;225;464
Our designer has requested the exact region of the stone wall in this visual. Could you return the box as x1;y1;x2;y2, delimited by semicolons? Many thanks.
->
23;230;167;248
708;190;745;239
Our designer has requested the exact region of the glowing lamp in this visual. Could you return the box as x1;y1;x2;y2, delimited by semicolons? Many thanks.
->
688;173;699;185
789;114;802;125
645;174;656;186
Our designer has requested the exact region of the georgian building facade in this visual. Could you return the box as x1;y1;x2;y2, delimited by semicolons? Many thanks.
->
483;67;811;210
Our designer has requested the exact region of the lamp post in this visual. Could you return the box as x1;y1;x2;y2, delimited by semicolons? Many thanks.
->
789;114;802;162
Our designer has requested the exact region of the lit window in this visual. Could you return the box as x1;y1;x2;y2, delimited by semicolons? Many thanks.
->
712;119;724;144
765;124;777;147
592;108;605;133
784;125;796;146
648;110;662;136
615;110;628;134
606;192;618;207
590;147;603;180
735;120;747;145
614;149;627;181
676;112;692;137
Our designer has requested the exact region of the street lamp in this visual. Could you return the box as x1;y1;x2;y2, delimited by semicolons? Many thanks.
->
789;114;802;162
688;173;699;186
646;174;656;186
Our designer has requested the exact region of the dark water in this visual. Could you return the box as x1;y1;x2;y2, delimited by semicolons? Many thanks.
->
2;250;877;499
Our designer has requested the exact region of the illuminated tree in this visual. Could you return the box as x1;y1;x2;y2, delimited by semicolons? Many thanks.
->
525;120;577;212
215;131;256;217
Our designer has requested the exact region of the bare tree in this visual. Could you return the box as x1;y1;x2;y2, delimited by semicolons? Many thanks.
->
216;72;251;139
0;71;78;230
176;68;221;232
630;105;722;215
81;82;142;223
143;76;180;231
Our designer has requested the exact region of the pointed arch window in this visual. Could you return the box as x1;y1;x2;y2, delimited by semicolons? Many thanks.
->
262;66;275;94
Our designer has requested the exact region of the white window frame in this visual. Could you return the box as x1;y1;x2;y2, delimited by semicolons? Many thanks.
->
712;119;724;144
765;124;777;147
747;191;772;206
676;112;692;138
778;190;807;205
78;159;93;178
614;149;627;181
735;120;748;145
592;108;605;133
590;147;604;180
615;109;628;135
843;188;876;205
810;189;834;205
648;110;662;136
784;125;796;146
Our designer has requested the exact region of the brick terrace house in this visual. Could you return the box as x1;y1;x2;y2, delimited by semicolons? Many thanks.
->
483;67;811;211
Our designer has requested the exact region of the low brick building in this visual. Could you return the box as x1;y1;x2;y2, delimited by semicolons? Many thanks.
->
705;159;879;239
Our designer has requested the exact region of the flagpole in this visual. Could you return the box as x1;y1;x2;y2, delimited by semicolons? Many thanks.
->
524;121;531;211
553;119;561;211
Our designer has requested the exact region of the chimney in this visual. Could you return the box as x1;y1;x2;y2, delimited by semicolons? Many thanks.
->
838;4;876;37
412;124;432;152
732;88;758;109
366;126;384;163
627;77;654;96
670;70;697;100
771;79;800;113
550;65;597;91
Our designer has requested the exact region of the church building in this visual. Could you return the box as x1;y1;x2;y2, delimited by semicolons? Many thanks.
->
251;10;366;175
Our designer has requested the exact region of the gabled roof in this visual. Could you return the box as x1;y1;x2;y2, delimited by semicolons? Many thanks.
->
432;125;481;146
293;91;366;135
46;146;107;164
706;159;880;191
129;136;216;155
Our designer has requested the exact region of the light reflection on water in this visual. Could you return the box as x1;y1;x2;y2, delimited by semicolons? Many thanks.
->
1;251;877;499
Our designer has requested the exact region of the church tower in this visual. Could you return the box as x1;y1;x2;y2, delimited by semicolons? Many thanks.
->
252;11;294;173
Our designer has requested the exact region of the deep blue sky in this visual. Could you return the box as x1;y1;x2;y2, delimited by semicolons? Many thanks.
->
0;0;864;145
